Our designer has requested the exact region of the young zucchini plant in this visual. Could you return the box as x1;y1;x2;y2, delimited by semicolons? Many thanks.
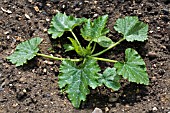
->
7;12;149;108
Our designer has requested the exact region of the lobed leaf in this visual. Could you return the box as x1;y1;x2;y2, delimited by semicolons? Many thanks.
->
114;16;148;42
80;15;113;47
98;67;121;91
7;37;42;66
48;12;87;39
114;48;149;85
58;59;100;108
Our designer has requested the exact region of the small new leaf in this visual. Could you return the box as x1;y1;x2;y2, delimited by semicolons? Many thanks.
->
99;67;121;91
7;37;42;66
68;37;91;56
81;15;113;47
58;59;100;108
114;16;148;42
114;48;149;85
48;12;87;39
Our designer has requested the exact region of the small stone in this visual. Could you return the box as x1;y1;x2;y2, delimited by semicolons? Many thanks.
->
153;64;157;68
25;14;30;19
152;107;158;111
149;30;153;33
12;103;18;107
75;8;80;11
34;6;39;12
160;45;166;49
43;68;47;73
62;5;65;9
28;0;33;3
4;31;9;35
92;108;103;113
94;1;97;4
44;60;53;65
44;104;48;107
1;7;12;14
152;76;157;80
19;77;26;82
93;14;98;18
23;89;27;93
46;18;50;22
157;27;160;30
105;107;109;112
46;3;51;7
148;52;158;58
43;28;48;32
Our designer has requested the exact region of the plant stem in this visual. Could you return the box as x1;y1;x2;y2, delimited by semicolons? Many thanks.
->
88;56;118;63
36;53;82;62
70;30;82;48
91;42;96;54
87;40;93;48
92;38;125;57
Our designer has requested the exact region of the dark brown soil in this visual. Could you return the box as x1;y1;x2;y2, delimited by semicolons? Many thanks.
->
0;0;170;113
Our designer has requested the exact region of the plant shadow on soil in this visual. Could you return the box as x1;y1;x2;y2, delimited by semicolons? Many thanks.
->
80;83;148;110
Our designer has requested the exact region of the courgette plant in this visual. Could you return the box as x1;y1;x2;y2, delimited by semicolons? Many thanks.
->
7;12;149;108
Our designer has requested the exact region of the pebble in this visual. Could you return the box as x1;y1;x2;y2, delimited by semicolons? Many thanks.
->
92;108;103;113
46;3;51;7
19;77;26;82
12;103;18;107
25;14;31;19
46;18;50;22
4;31;10;35
152;107;158;111
23;89;27;93
147;52;158;58
93;14;98;18
1;7;12;14
75;8;80;11
34;6;39;12
43;68;47;73
149;30;153;33
105;107;109;112
28;0;33;3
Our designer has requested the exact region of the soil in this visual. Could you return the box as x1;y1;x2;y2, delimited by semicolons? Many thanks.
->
0;0;170;113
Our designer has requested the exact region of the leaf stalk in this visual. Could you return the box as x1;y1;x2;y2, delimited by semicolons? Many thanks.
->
70;30;82;48
88;56;118;63
92;38;125;57
36;53;82;62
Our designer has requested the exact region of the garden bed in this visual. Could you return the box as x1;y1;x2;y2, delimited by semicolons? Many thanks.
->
0;0;170;112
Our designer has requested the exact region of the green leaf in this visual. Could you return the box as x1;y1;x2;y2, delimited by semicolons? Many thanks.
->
58;59;100;108
48;12;87;39
98;67;121;91
63;44;74;52
80;15;113;47
114;48;149;85
114;16;148;42
68;37;85;56
7;37;42;66
93;36;114;47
